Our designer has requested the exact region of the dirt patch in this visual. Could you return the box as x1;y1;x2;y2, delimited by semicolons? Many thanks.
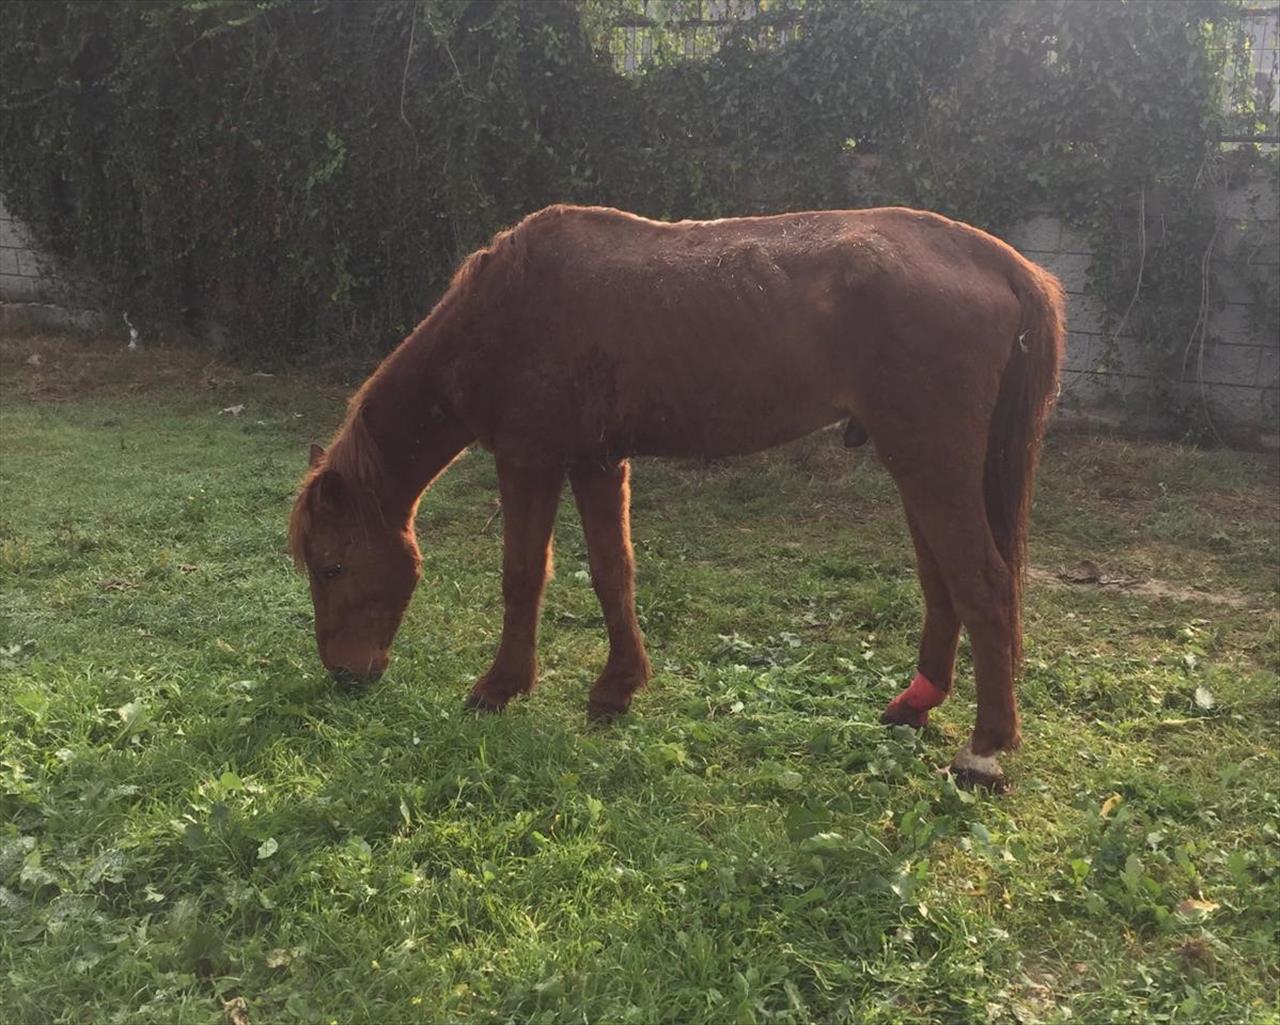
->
1192;485;1280;524
0;329;357;405
1;331;375;474
1177;937;1217;969
1029;564;1252;609
0;331;248;403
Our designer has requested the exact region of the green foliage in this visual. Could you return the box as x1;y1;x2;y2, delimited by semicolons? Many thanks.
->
0;0;631;358
0;0;1258;390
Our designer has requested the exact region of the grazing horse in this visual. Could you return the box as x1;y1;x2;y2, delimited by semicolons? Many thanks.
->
289;204;1064;788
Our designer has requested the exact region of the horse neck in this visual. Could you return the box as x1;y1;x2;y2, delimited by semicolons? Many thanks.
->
347;329;474;519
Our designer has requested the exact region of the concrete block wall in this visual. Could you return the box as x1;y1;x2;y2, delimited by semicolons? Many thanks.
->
1008;180;1280;443
1208;177;1280;435
1007;214;1152;409
0;198;54;303
0;198;106;333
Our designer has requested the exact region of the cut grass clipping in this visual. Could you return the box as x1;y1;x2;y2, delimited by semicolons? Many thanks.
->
1;334;1277;1024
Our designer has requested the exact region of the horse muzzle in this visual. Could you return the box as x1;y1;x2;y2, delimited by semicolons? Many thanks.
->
329;661;386;690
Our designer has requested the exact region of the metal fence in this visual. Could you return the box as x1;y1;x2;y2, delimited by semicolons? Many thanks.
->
608;0;798;73
1223;6;1280;144
609;0;1280;140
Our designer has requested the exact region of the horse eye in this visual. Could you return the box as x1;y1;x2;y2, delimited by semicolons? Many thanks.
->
321;564;344;581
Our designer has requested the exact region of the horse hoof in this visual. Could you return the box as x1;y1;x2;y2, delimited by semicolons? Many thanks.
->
586;697;630;724
880;701;929;729
464;691;507;713
949;765;1011;795
948;743;1010;794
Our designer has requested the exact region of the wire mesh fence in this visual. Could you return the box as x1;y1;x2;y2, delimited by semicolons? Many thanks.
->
608;0;799;73
1221;5;1279;143
607;0;1278;149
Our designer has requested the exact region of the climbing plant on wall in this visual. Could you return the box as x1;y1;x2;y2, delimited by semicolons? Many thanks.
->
0;0;632;355
0;0;1258;399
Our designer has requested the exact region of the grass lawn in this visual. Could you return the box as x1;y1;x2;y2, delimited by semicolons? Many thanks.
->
1;332;1277;1024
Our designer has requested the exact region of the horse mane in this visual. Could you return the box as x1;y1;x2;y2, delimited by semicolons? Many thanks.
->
287;402;384;571
288;480;317;572
288;223;524;572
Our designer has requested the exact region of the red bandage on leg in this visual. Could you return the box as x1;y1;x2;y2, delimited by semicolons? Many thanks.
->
899;672;948;712
881;672;948;728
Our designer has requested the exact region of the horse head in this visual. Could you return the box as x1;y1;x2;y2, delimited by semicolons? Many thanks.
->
289;443;421;687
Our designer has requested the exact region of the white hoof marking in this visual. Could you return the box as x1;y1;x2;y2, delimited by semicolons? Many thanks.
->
952;742;1003;779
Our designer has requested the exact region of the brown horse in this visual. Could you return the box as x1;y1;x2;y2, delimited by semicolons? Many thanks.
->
289;204;1064;789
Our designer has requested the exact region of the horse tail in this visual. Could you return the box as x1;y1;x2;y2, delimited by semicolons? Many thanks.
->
984;258;1065;671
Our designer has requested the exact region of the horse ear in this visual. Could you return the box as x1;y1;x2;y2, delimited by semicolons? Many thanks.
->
313;468;345;508
309;443;325;468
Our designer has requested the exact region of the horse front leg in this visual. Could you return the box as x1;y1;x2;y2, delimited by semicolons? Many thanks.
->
570;459;651;720
466;459;565;712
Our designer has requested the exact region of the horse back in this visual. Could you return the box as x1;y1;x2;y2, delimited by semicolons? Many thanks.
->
448;205;1035;461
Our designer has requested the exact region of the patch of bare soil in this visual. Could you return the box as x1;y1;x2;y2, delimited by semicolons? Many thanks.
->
0;330;250;402
1029;563;1251;609
1192;486;1280;524
0;329;358;404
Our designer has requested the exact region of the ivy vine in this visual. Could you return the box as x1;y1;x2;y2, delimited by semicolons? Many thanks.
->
0;0;1268;423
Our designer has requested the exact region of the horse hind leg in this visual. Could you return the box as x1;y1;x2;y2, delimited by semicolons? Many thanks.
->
881;512;960;729
570;459;652;721
888;466;1020;792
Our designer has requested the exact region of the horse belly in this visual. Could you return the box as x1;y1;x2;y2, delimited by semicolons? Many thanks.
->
625;406;845;458
608;341;850;458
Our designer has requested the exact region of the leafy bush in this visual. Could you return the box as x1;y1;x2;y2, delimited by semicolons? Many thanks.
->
0;0;1253;370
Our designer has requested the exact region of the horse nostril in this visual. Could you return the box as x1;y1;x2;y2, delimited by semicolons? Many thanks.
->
331;667;357;688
